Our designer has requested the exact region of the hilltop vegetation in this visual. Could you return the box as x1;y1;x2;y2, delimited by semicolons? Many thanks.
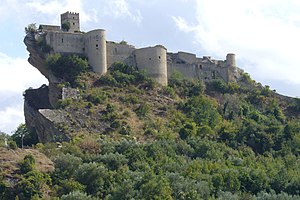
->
2;60;300;199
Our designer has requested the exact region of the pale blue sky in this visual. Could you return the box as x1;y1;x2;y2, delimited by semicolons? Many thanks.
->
1;0;300;133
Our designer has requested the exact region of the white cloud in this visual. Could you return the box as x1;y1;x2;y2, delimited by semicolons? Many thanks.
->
0;52;47;134
0;52;47;93
104;0;143;24
0;0;98;25
0;105;24;134
172;16;196;33
173;0;300;94
25;0;98;23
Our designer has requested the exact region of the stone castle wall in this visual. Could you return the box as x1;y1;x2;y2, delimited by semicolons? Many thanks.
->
45;32;84;54
41;11;239;86
134;45;168;86
84;29;107;74
106;42;136;67
167;51;241;82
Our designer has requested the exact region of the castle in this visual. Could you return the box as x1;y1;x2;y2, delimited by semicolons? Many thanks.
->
38;12;241;86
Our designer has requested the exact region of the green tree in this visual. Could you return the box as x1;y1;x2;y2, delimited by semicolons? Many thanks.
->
46;54;89;86
239;167;268;194
11;124;38;148
222;169;241;193
52;154;82;181
75;163;110;196
57;179;86;196
168;173;210;199
16;171;51;200
94;153;128;170
61;191;99;200
181;96;221;129
140;173;173;200
19;154;36;174
25;23;37;34
61;22;71;32
0;175;11;200
179;122;197;140
211;79;229;93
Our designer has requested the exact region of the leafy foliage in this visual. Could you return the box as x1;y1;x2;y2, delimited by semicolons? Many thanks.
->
46;54;89;86
10;61;300;198
97;62;154;88
61;191;99;200
11;124;38;148
61;22;71;32
25;23;37;34
19;154;36;174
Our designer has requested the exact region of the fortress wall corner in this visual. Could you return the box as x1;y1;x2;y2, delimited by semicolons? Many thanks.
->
84;29;107;74
134;45;168;86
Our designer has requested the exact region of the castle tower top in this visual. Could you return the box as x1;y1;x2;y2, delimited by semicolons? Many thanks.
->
226;53;236;67
61;11;80;33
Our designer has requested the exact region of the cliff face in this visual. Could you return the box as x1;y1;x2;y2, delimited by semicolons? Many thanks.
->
23;85;70;143
24;34;50;80
24;34;69;143
24;33;65;106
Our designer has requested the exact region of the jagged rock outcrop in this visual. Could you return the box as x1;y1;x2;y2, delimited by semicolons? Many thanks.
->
23;85;70;143
24;34;50;80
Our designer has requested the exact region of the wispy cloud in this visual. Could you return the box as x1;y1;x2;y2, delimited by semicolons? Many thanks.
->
0;52;47;93
25;0;98;23
173;0;300;94
172;16;196;33
0;105;24;134
0;52;47;133
0;0;98;25
104;0;143;24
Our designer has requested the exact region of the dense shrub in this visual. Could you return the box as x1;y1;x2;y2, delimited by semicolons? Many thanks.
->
19;154;36;174
46;54;89;86
16;171;50;199
52;154;82;181
61;191;99;200
98;62;153;87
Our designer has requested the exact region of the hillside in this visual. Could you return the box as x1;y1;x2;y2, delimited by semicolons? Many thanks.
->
3;57;299;199
5;26;298;199
0;147;54;177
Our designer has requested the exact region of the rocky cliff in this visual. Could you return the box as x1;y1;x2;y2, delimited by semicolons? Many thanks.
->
24;34;70;143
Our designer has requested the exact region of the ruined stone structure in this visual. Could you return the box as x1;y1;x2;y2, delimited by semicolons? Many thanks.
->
37;11;241;86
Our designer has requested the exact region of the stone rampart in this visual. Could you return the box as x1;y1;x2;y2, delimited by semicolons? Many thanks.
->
84;29;107;74
106;42;136;67
134;45;168;86
45;32;84;54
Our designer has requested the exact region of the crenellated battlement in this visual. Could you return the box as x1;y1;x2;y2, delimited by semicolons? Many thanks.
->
61;11;80;33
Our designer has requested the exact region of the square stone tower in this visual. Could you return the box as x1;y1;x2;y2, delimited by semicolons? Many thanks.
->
61;11;80;33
